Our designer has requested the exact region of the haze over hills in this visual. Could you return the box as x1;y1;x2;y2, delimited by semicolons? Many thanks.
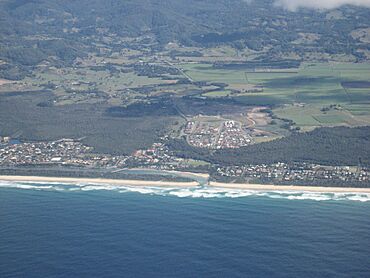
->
275;0;370;10
1;0;370;79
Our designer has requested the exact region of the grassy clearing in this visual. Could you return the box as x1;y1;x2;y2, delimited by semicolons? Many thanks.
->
274;105;321;127
345;104;370;116
181;63;247;83
313;114;349;125
202;90;232;97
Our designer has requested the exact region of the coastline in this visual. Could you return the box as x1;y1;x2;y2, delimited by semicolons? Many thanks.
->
0;175;200;188
209;182;370;193
0;174;370;193
115;168;210;181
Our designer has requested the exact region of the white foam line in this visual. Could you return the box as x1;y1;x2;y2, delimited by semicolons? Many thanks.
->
1;181;369;202
27;181;76;185
0;182;54;190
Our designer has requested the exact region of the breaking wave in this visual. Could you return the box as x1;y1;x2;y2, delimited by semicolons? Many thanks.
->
0;181;369;202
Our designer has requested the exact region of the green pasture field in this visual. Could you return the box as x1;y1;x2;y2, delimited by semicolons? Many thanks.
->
345;104;370;116
181;63;248;83
313;114;350;125
202;90;232;97
180;62;370;128
274;105;321;127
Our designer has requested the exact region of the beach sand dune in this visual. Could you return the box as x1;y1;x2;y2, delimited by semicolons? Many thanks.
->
1;175;370;193
209;182;370;193
0;175;200;188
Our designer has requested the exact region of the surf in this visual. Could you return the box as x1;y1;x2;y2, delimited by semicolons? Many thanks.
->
1;181;370;202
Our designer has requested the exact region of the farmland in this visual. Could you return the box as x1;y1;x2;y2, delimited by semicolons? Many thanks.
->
180;62;370;130
2;59;367;153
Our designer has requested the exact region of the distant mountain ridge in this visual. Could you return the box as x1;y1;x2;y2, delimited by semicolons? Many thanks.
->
1;0;369;79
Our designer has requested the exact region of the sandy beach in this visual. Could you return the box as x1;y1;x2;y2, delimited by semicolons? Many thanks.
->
209;182;370;193
0;79;14;86
121;168;210;180
0;175;200;188
0;175;370;193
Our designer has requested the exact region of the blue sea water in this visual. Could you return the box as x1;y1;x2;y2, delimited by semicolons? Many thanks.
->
0;182;369;277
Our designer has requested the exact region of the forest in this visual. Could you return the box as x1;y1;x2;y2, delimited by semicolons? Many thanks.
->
167;126;370;167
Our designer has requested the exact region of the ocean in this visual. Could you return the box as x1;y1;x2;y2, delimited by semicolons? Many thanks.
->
1;181;369;277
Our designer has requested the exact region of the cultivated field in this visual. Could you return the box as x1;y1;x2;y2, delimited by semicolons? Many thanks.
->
180;62;370;129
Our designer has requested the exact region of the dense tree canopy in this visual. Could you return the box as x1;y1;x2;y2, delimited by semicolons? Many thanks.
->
168;126;370;167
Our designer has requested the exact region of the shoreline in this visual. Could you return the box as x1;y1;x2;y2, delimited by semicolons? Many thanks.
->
0;175;200;188
0;175;370;193
117;167;210;180
209;182;370;193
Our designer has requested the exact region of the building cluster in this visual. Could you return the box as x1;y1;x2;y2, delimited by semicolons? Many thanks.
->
2;137;369;186
0;136;11;144
216;162;369;184
186;120;251;149
184;121;195;134
217;121;252;149
130;143;175;166
0;139;127;168
130;142;202;170
0;139;185;170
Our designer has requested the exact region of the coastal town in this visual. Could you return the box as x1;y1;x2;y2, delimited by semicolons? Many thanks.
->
0;137;181;169
215;163;369;185
0;137;125;168
185;120;252;149
0;136;369;187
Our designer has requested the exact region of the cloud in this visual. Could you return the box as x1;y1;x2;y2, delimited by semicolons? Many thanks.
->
274;0;370;10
